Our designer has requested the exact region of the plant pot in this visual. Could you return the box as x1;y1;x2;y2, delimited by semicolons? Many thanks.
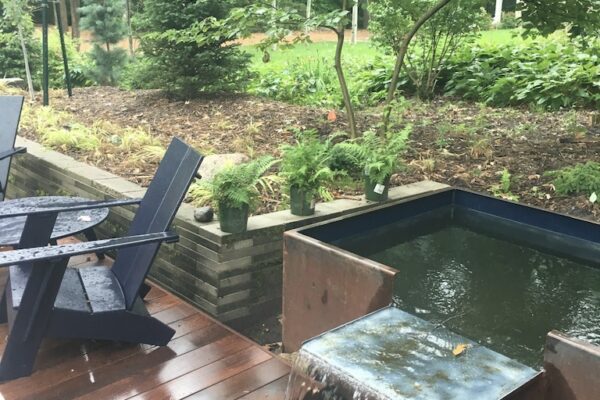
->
219;203;249;233
364;174;390;202
290;186;315;216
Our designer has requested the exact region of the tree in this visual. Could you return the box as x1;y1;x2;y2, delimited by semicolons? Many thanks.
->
132;0;252;98
79;0;128;85
70;0;80;45
370;0;488;99
518;0;600;37
1;0;35;100
230;1;359;137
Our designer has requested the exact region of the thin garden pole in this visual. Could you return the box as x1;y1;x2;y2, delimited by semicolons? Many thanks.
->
42;0;49;106
54;1;72;96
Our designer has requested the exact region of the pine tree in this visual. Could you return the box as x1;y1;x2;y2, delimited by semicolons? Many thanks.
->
132;0;252;98
79;0;128;85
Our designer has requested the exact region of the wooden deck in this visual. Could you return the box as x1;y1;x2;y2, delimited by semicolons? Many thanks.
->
0;249;290;400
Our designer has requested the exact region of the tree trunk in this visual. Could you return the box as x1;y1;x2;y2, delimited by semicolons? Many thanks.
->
351;0;359;44
334;29;358;138
493;0;503;26
363;0;370;29
126;0;134;56
17;26;34;101
59;0;68;34
70;0;80;46
382;0;453;131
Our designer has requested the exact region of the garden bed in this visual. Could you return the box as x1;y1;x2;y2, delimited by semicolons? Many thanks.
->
15;86;600;223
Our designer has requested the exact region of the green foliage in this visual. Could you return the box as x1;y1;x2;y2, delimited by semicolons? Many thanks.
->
369;0;489;99
131;0;252;98
280;130;335;196
332;127;411;184
547;162;600;196
491;168;519;201
445;37;600;109
519;0;600;37
189;156;277;211
79;0;128;85
0;0;34;80
46;30;94;88
498;12;521;30
250;57;340;107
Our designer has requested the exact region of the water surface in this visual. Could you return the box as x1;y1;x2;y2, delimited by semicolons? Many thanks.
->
365;225;600;367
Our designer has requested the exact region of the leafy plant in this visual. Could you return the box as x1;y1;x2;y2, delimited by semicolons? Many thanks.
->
280;130;335;200
491;168;519;201
547;162;600;196
445;37;600;110
189;156;277;211
332;126;411;185
41;124;101;152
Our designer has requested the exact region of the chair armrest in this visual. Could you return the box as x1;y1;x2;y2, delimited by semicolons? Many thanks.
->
0;198;143;219
0;147;27;161
0;231;178;267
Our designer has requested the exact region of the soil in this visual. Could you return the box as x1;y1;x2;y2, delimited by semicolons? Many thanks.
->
34;86;600;225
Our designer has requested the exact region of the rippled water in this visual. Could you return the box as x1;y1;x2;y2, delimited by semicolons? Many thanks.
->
367;225;600;368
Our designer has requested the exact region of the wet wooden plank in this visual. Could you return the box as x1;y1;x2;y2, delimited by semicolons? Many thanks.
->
129;346;272;400
184;358;291;400
152;303;197;325
145;294;180;314
237;375;290;400
22;325;233;400
76;334;252;400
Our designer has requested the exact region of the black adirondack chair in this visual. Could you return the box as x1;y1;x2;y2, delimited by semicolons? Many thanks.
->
0;137;203;380
0;96;27;201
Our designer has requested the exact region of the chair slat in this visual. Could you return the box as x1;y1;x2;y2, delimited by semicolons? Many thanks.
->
0;95;25;201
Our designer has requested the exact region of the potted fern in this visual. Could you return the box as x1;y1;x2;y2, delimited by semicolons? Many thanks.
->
191;156;276;233
332;127;410;202
280;130;335;216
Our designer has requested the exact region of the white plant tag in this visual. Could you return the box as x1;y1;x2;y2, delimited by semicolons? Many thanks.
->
78;215;92;222
364;166;370;176
374;184;385;195
590;192;597;204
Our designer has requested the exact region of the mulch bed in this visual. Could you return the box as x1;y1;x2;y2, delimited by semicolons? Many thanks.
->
35;86;600;223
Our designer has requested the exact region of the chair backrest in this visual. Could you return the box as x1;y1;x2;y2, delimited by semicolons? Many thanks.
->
111;137;203;309
0;96;25;201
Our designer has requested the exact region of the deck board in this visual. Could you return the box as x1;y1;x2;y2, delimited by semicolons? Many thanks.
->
0;252;290;399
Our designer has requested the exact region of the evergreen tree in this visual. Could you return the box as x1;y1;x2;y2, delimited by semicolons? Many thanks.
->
79;0;128;85
132;0;252;98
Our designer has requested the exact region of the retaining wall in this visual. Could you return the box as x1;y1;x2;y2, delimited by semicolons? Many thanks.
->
8;136;448;325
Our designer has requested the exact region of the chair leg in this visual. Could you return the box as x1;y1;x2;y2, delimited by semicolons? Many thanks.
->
83;228;105;260
0;259;68;381
0;288;7;324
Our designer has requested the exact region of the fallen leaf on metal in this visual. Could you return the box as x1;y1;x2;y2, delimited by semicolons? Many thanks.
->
452;344;469;357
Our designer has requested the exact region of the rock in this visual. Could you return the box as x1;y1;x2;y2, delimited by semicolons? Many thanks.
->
197;153;249;181
194;206;214;223
0;78;26;89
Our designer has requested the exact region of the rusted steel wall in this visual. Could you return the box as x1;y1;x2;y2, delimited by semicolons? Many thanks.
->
282;231;397;352
542;330;600;400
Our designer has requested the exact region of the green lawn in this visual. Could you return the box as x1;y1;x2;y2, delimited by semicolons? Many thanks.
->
244;29;523;71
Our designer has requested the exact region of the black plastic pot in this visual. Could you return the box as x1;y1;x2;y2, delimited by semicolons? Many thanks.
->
364;174;390;202
290;186;315;216
219;203;249;233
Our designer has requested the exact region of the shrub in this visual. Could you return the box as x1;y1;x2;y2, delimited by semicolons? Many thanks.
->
250;57;340;107
547;162;600;196
132;0;252;98
498;12;521;30
369;0;490;99
79;0;128;85
445;37;600;109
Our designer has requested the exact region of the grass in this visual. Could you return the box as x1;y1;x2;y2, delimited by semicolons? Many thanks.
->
244;29;522;71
